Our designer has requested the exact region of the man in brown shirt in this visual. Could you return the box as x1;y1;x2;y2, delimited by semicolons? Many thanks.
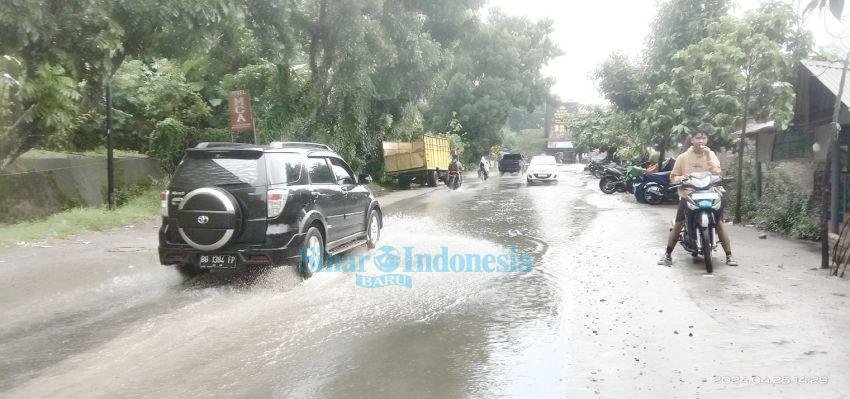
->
658;130;738;266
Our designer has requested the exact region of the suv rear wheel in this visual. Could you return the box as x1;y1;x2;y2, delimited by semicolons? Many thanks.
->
176;187;242;251
366;210;381;248
298;226;325;278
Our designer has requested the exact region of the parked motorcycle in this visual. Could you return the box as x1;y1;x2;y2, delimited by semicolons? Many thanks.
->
598;166;627;194
584;160;607;179
635;172;679;205
673;172;730;274
624;165;646;194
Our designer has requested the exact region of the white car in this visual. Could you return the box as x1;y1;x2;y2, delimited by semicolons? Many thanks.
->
526;155;559;184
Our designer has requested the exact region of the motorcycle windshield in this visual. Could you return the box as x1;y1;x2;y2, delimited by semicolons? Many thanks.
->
687;172;719;189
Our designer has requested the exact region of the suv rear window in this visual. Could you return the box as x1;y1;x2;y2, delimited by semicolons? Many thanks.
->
503;154;522;160
172;151;264;187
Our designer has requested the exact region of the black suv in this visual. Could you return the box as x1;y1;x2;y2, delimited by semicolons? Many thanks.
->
158;141;382;279
499;153;524;174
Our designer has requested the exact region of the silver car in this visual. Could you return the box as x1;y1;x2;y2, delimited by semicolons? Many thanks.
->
526;155;559;184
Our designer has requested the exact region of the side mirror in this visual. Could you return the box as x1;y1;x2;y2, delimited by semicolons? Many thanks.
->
358;174;373;184
338;177;356;187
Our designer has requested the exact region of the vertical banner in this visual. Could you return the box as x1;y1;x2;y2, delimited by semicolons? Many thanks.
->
228;90;256;143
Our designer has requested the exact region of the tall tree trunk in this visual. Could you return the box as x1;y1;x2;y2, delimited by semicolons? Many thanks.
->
755;133;762;199
0;105;37;170
734;77;752;224
658;144;666;171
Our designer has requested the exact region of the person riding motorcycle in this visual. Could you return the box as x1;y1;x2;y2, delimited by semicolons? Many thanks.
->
447;151;463;188
449;151;463;172
658;129;738;267
479;155;490;177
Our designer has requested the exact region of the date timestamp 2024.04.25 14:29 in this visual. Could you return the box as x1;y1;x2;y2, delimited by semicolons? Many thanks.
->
713;376;829;385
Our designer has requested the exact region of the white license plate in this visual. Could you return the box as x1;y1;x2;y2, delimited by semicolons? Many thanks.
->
199;254;237;268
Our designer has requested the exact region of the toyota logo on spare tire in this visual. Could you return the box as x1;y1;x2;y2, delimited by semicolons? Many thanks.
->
176;187;242;251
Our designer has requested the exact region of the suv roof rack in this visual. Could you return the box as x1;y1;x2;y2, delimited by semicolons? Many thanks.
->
269;141;331;150
194;142;257;149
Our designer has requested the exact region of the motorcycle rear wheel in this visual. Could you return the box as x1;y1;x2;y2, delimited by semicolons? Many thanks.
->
699;227;713;274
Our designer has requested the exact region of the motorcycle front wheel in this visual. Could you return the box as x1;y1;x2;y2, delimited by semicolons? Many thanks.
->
699;226;713;274
599;176;619;194
644;185;663;205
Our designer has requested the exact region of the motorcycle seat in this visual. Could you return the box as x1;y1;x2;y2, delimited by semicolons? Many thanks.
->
642;171;671;185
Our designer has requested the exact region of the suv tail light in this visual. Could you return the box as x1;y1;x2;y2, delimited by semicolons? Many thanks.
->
267;189;289;218
160;190;169;217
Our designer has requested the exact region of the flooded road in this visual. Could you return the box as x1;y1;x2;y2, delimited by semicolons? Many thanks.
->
2;165;849;398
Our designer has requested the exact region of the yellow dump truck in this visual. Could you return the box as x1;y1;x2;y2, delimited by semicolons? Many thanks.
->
382;134;451;188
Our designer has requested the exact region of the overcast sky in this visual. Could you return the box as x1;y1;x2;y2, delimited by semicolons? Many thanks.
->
485;0;850;105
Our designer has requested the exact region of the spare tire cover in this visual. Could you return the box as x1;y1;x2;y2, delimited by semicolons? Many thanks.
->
176;187;241;251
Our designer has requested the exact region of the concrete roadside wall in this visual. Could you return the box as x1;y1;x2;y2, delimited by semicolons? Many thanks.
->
716;149;817;198
0;153;162;224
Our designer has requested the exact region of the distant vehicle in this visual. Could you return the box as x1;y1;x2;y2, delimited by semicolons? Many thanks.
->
526;155;559;184
499;153;524;174
158;141;382;279
382;135;451;188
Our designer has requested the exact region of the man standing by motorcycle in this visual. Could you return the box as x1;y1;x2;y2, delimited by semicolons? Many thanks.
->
658;130;738;267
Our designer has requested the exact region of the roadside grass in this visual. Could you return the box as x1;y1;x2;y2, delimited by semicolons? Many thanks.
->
0;186;161;247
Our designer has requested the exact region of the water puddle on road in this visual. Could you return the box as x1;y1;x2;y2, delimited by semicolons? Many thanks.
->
4;172;610;398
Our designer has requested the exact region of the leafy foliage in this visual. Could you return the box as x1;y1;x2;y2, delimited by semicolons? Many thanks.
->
804;0;845;19
0;0;559;174
567;106;643;161
725;161;821;241
592;0;811;175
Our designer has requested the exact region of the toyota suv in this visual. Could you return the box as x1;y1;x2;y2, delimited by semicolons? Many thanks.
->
499;153;524;174
158;141;382;279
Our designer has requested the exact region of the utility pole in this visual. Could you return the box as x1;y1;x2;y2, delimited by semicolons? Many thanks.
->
830;52;849;234
822;52;850;268
106;81;115;210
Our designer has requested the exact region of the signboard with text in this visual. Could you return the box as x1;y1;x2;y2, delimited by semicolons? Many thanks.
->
228;90;255;142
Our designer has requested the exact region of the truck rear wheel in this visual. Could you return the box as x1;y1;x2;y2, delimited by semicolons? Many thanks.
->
398;175;411;189
427;170;438;187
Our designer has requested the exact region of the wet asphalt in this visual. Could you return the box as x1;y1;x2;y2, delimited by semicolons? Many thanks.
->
1;165;849;398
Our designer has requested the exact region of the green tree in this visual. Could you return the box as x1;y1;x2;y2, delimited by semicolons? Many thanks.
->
670;2;811;221
594;52;647;112
0;0;232;169
593;0;732;166
567;106;642;161
804;0;845;18
427;10;560;162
